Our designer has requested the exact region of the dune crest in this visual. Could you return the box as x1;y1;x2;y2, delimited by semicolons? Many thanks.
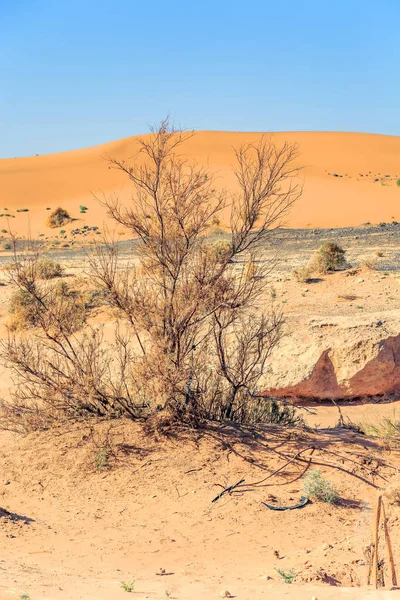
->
1;131;400;231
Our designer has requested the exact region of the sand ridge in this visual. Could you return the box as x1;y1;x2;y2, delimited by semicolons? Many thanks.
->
1;131;400;234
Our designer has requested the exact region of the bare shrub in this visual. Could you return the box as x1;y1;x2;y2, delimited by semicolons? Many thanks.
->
46;207;72;228
1;119;302;429
308;241;346;274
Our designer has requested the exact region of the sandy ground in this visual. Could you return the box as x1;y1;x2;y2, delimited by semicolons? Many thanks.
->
0;422;400;600
1;218;400;597
1;131;400;235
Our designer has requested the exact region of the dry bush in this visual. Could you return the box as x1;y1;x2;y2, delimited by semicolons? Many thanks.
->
308;241;346;274
46;207;72;228
360;256;379;270
292;266;311;283
208;240;232;263
8;280;86;332
360;416;400;449
35;258;63;279
243;259;257;280
1;119;302;430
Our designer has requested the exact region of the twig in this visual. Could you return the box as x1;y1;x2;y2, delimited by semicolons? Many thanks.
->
132;459;152;474
382;500;397;587
372;495;382;589
240;447;315;489
211;478;245;503
184;468;202;474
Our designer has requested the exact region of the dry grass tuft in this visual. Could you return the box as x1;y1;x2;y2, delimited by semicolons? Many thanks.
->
46;207;72;228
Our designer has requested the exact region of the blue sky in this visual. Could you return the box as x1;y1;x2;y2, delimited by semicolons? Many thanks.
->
1;0;399;157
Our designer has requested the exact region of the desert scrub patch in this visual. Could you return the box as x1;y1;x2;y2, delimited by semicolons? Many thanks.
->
308;241;346;274
9;281;85;332
244;397;304;427
35;258;63;279
360;256;379;270
302;469;339;504
2;242;12;250
360;416;400;449
46;207;72;228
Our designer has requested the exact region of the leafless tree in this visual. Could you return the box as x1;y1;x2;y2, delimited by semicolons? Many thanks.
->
1;119;302;428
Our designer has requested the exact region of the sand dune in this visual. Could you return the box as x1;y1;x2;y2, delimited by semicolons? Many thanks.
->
1;131;400;234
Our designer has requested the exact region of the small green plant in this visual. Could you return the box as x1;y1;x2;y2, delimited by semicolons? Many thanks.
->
3;242;12;250
302;469;339;504
80;205;88;213
396;179;400;187
120;578;135;592
165;590;172;598
94;446;110;469
275;568;296;584
1;229;7;233
20;595;30;600
60;229;66;235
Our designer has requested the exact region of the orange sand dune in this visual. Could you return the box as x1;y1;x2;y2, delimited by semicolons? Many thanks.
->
1;131;400;234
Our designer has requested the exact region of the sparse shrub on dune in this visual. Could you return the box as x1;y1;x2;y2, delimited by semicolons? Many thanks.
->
46;207;72;228
396;178;400;187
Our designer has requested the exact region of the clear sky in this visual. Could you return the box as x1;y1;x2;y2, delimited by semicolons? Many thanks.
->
1;0;399;157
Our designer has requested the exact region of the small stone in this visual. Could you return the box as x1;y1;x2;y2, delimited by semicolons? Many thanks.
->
220;592;232;599
4;480;10;485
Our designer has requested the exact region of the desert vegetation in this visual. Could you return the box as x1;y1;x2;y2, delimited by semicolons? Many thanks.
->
0;120;302;431
46;206;72;228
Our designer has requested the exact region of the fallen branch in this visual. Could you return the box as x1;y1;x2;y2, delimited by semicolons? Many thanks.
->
211;478;245;503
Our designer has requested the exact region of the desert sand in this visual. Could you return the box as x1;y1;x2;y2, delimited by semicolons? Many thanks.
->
1;131;400;237
2;132;400;599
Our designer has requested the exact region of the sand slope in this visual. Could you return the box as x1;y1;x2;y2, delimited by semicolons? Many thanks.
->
1;131;400;234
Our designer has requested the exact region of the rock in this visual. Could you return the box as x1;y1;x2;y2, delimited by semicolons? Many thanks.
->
263;313;400;399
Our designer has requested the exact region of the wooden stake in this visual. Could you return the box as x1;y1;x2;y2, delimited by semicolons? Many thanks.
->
382;499;398;588
372;495;382;589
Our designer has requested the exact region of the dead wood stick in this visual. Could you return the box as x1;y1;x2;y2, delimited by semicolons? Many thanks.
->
381;499;397;587
240;447;315;489
372;495;382;589
211;478;245;503
317;448;389;482
132;459;152;474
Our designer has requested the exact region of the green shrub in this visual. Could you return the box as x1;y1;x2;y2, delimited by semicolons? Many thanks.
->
2;242;12;250
309;241;346;274
302;469;339;504
243;398;304;427
396;178;400;187
275;568;296;584
46;207;72;228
